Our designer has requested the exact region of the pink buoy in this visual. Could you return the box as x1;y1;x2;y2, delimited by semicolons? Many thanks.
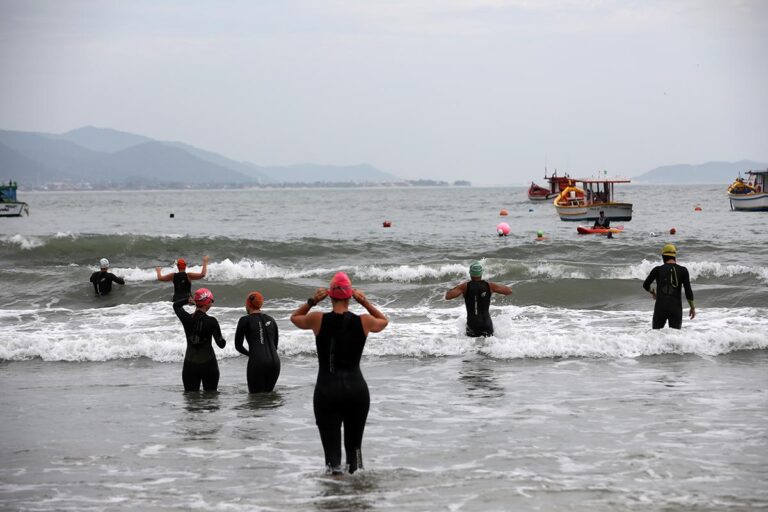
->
496;222;511;236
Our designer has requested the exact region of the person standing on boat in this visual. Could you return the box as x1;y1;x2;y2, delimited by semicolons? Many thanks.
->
642;244;696;329
89;258;125;296
445;262;512;337
290;272;388;475
156;256;209;302
593;211;610;229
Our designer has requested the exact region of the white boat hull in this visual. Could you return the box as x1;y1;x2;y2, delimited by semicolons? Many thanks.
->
728;193;768;211
0;202;27;217
555;202;633;222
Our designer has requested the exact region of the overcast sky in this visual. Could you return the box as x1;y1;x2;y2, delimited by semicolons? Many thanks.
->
1;0;766;185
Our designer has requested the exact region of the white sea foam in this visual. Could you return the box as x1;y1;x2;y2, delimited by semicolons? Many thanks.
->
0;234;44;250
609;259;768;283
2;301;766;362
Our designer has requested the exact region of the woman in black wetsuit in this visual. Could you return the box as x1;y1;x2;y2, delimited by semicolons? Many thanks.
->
234;291;280;392
173;287;226;392
290;272;388;475
157;256;209;301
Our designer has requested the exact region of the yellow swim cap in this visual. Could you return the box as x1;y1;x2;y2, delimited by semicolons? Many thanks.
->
661;244;677;257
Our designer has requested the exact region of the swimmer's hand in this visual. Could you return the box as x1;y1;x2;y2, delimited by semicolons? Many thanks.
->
650;289;657;300
352;290;369;305
689;306;696;320
312;288;329;303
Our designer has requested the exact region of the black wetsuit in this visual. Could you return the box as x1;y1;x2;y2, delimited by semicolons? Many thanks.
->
234;313;280;393
172;272;192;302
173;298;226;391
314;312;369;474
643;263;694;329
89;271;125;296
464;280;493;337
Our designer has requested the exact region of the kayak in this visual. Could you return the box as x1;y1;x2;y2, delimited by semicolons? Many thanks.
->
577;225;624;235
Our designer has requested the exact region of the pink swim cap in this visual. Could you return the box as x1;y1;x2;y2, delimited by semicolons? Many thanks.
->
328;272;353;300
193;288;214;306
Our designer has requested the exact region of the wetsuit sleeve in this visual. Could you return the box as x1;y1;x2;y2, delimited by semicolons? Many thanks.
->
212;318;226;349
110;273;125;285
234;317;249;356
682;267;694;303
90;273;100;295
268;314;279;349
173;298;191;324
642;267;658;292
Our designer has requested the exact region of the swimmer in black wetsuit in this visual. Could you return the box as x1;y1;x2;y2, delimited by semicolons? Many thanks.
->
173;287;226;392
445;261;512;337
290;272;388;475
235;291;280;393
156;256;209;302
89;258;125;296
643;244;696;329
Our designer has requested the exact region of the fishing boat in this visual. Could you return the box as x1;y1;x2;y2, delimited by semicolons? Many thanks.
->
553;175;632;222
0;181;30;217
527;171;573;201
727;169;768;212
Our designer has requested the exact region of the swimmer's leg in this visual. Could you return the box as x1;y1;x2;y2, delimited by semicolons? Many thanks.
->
314;388;343;473
201;360;220;391
343;383;370;474
651;307;668;329
182;361;202;392
668;309;683;329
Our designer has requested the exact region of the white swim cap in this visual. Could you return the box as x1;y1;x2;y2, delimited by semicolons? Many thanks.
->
99;258;109;268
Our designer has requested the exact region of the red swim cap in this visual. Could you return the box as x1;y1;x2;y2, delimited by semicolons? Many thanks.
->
328;272;353;299
246;291;264;311
193;288;214;306
177;258;187;270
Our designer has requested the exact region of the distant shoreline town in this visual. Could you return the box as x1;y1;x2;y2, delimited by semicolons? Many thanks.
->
28;179;472;191
2;126;765;189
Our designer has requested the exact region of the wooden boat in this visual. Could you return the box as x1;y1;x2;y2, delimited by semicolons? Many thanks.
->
528;171;573;201
727;170;768;212
553;176;632;222
0;181;29;217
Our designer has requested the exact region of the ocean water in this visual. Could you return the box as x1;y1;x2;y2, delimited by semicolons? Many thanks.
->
1;185;767;511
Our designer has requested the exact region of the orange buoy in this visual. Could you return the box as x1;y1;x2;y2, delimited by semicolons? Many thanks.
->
499;208;508;216
383;220;392;228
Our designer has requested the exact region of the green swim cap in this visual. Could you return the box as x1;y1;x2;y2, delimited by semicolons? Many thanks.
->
469;262;483;277
537;230;544;237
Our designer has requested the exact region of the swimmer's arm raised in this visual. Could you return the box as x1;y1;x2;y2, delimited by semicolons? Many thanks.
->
188;256;209;280
156;267;174;281
490;282;512;295
290;288;327;335
445;282;467;300
353;290;388;335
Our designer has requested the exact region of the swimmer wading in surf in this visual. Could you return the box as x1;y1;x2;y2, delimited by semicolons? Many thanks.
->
642;244;696;329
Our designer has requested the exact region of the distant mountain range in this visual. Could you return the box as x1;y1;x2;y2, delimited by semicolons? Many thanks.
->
0;126;401;187
633;160;767;184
